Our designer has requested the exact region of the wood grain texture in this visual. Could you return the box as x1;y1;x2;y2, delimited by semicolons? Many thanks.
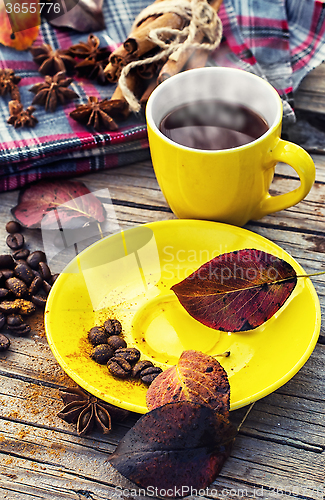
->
0;149;324;498
294;63;325;114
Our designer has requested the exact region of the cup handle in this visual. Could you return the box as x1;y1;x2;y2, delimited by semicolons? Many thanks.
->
251;138;315;220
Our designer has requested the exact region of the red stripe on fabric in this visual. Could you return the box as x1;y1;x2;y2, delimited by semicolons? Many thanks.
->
217;5;258;65
277;86;294;96
291;1;325;57
237;16;289;30
0;61;36;71
21;76;45;86
246;38;289;50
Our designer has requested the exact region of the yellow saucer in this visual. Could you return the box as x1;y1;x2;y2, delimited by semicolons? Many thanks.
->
45;220;321;414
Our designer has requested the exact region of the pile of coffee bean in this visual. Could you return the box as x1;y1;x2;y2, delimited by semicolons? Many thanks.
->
0;221;58;351
88;318;163;385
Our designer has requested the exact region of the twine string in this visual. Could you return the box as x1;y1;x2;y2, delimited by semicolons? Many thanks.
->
118;0;223;112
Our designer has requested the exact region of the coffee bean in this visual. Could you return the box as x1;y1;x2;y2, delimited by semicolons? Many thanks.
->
131;360;154;378
104;318;115;335
13;248;30;260
1;269;14;280
0;254;15;269
7;324;31;336
6;233;24;250
15;299;36;315
140;366;163;384
7;314;23;326
111;319;122;335
0;313;6;330
91;344;114;364
28;276;43;295
0;333;10;351
42;280;52;295
88;326;107;346
0;299;36;316
0;288;9;300
6;277;28;297
114;347;141;364
38;262;51;282
26;251;47;270
50;273;59;285
6;221;21;234
31;295;47;309
107;335;127;351
0;301;19;314
6;277;27;297
14;263;34;285
107;357;132;378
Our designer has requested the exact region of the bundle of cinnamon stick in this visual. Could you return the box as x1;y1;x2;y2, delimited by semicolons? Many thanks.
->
104;0;223;119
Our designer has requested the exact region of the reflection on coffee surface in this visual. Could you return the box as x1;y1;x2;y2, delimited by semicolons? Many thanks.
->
159;100;269;150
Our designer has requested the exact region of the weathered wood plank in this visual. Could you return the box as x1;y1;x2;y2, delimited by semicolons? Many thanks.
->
294;63;325;113
0;150;324;499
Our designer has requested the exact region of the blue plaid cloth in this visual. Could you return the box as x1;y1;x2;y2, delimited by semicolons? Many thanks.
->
0;0;324;191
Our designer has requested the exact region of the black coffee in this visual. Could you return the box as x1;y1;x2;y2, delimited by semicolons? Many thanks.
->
159;99;269;150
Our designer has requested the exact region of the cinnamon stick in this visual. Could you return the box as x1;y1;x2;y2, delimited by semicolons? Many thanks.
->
104;61;120;82
108;44;131;67
139;77;159;104
111;69;146;116
123;12;185;58
158;0;223;82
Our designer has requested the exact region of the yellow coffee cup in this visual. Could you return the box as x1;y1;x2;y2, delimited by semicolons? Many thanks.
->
145;67;315;226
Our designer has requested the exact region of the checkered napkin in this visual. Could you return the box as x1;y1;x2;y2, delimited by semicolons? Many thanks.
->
0;0;325;192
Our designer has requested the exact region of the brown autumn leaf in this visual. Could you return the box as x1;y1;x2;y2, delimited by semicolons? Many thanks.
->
43;0;105;32
11;180;105;229
146;350;230;416
109;401;236;497
171;249;297;332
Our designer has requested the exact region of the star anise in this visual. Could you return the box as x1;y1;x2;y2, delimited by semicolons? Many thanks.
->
30;43;76;76
29;72;79;112
70;96;128;131
70;35;110;84
69;34;110;60
7;100;38;128
57;386;129;436
0;68;21;101
75;57;109;84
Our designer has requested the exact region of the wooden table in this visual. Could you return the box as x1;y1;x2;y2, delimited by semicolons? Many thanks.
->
0;144;324;498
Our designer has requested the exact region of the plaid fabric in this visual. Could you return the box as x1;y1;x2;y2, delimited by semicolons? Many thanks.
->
0;0;324;192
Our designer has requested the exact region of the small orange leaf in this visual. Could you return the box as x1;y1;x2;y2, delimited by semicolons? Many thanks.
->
0;0;40;50
146;350;230;416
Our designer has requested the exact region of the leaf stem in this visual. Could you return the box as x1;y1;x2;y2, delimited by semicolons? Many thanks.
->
237;402;255;433
214;351;231;358
296;270;325;279
97;222;104;239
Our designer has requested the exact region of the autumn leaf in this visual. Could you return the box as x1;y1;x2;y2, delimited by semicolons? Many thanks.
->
171;249;297;332
0;1;40;50
11;180;106;229
109;401;236;497
146;350;230;416
43;0;105;32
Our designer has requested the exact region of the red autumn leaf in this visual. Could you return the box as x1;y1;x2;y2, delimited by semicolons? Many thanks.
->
146;350;230;417
43;0;105;32
0;1;39;50
171;249;297;332
109;401;236;497
11;180;106;229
